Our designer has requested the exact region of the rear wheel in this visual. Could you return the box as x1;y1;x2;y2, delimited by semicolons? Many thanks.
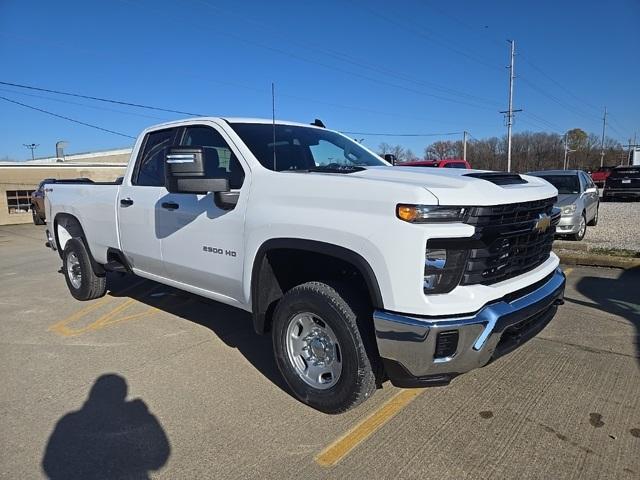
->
272;281;378;414
63;238;107;300
570;212;587;241
32;209;45;225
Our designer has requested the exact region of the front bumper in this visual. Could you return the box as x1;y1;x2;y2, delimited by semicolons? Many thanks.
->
374;268;565;388
555;212;582;234
603;188;640;199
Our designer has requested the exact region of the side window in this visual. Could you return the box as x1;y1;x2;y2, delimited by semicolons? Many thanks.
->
577;172;586;192
134;128;177;186
180;126;245;189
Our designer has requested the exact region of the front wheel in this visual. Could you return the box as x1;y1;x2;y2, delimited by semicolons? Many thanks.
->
63;238;107;301
587;205;599;226
272;282;377;414
570;212;587;241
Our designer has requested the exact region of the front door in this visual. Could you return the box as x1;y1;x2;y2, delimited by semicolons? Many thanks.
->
118;127;178;276
158;123;248;302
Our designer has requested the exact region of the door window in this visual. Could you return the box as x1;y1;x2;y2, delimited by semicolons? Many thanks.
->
179;126;245;189
134;128;178;186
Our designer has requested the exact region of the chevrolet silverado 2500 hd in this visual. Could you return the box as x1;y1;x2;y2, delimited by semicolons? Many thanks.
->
45;117;565;413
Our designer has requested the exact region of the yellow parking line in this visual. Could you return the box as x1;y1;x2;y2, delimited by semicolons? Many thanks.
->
315;388;425;467
49;281;157;337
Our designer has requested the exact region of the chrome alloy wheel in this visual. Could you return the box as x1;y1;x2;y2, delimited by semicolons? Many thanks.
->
578;215;586;238
66;251;82;289
285;313;342;389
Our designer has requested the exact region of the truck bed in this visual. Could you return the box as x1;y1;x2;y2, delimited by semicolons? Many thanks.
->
46;183;121;264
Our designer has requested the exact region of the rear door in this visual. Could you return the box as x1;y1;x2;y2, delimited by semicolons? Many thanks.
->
118;127;178;275
158;123;248;301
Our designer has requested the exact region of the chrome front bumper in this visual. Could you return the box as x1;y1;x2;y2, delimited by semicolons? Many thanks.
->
374;268;566;387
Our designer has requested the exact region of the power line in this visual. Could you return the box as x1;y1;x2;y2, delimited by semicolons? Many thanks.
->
191;0;502;108
0;81;202;116
519;76;600;122
0;96;136;139
115;0;498;111
351;0;503;72
519;56;602;114
0;87;167;121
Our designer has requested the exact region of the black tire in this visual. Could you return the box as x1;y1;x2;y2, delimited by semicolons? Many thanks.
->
32;209;45;225
587;204;599;226
62;238;107;301
569;212;587;241
272;281;378;414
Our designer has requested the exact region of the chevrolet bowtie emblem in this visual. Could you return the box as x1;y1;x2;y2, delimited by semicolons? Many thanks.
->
533;213;551;233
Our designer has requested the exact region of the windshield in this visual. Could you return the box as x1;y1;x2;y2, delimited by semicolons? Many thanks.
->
537;175;580;194
229;123;387;171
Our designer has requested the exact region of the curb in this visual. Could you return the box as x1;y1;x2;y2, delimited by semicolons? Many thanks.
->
555;250;640;270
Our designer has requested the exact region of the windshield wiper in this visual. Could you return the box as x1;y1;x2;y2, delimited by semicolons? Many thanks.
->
308;165;366;174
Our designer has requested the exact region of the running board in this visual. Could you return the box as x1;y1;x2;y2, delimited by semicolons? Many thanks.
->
103;260;128;273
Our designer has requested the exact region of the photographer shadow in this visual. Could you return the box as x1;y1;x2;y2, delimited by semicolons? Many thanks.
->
42;374;170;480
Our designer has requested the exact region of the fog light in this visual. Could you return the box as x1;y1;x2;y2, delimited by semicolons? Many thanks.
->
435;331;459;359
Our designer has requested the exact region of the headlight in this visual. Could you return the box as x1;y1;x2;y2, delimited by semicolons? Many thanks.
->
397;204;467;223
424;248;468;294
561;204;577;216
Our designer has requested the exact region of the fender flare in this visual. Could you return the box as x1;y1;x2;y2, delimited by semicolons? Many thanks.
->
250;238;384;334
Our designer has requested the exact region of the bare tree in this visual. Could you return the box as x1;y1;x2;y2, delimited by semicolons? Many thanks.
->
424;141;457;160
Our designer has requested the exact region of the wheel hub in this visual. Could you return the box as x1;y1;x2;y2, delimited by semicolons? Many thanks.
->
304;330;334;365
285;313;342;390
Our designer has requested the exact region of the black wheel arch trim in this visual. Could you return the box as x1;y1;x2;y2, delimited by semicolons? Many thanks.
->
250;238;384;334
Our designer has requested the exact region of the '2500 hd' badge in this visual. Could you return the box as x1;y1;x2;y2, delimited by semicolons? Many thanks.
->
203;246;237;257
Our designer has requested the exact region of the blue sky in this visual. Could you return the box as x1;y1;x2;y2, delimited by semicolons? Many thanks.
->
1;0;638;160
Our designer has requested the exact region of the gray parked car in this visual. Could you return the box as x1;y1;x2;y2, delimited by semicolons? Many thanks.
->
528;170;599;241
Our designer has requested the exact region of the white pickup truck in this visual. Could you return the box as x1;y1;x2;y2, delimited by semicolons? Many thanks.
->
45;117;565;413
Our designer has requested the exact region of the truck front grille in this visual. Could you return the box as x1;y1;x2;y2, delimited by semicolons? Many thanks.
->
460;197;558;285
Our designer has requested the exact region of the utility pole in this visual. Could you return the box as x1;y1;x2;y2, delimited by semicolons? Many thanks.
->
500;40;521;172
23;143;39;161
463;130;468;163
599;106;607;167
563;132;569;170
563;131;575;170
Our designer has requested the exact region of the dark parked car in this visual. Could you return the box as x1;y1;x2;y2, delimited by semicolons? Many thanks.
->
603;166;640;201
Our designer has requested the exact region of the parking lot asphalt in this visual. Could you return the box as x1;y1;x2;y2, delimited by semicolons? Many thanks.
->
1;224;639;479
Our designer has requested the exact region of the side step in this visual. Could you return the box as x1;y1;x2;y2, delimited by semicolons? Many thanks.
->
103;260;129;273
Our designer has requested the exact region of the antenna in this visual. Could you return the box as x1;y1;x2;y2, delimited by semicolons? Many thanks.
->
272;82;276;171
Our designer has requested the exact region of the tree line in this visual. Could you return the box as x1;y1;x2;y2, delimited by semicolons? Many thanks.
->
378;128;627;172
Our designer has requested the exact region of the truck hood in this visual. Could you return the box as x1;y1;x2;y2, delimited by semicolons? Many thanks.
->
351;166;558;206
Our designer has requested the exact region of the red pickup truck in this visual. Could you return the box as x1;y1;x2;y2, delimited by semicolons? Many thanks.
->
400;158;471;169
590;166;614;188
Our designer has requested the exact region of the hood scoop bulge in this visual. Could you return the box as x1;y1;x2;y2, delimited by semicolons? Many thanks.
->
464;172;528;186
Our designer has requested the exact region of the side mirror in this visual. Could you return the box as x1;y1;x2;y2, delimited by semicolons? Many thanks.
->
165;147;229;194
383;154;397;166
585;186;598;194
